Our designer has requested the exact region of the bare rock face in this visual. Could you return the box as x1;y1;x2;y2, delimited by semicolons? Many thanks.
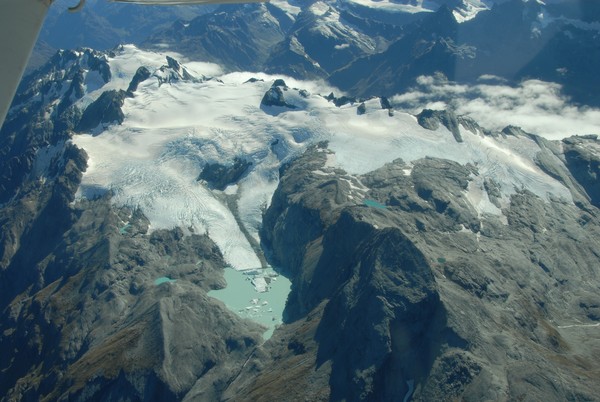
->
127;66;152;94
76;89;127;132
198;157;252;190
0;48;109;204
1;105;262;401
0;51;264;401
250;141;600;401
0;190;265;401
0;124;264;399
563;135;600;208
261;86;297;109
417;109;462;143
154;56;199;86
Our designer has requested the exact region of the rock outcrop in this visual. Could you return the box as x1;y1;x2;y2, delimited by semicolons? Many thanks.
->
261;86;297;109
417;109;462;143
76;89;127;132
563;135;600;208
127;66;152;94
198;157;252;190
0;147;264;401
154;56;199;86
244;140;600;401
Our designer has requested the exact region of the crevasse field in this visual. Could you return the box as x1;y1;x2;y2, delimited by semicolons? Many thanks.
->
72;45;576;333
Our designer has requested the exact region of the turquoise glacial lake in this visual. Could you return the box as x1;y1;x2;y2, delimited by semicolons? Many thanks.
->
364;199;387;209
209;267;291;340
154;276;176;286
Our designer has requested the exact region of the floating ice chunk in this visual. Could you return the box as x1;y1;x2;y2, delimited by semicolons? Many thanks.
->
251;277;268;293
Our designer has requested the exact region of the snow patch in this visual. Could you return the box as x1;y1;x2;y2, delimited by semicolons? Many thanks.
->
83;70;106;93
32;142;66;180
309;1;331;16
453;0;491;23
346;0;436;14
322;103;572;204
465;176;508;224
270;0;301;17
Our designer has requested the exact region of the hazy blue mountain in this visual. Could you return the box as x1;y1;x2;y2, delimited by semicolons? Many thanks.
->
27;0;215;73
330;0;600;106
143;3;288;71
131;0;600;106
42;0;215;50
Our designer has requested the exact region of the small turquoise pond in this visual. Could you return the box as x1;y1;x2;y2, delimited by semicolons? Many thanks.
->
119;223;131;235
154;277;176;286
364;199;387;209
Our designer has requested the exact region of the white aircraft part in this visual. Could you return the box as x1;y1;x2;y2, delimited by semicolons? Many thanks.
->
0;0;50;128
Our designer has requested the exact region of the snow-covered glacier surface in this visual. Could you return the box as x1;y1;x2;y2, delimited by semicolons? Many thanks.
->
73;45;574;271
343;0;502;22
73;46;332;270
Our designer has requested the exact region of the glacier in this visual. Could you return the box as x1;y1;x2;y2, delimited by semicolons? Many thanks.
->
72;45;575;272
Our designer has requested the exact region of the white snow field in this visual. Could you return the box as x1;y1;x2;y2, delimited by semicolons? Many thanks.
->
73;45;575;268
345;0;438;14
344;0;503;22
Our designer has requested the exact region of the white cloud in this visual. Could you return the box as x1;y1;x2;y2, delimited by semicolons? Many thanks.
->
391;76;600;140
334;43;350;50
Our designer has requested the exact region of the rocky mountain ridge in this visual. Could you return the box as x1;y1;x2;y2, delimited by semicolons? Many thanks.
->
135;0;600;106
255;135;600;400
1;6;600;401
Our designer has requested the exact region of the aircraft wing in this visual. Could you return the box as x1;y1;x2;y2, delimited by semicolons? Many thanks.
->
0;0;265;130
0;0;51;129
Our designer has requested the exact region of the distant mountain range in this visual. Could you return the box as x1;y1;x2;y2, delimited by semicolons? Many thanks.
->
30;0;600;106
135;0;600;106
26;0;215;72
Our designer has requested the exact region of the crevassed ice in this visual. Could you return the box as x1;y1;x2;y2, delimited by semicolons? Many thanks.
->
73;46;573;270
